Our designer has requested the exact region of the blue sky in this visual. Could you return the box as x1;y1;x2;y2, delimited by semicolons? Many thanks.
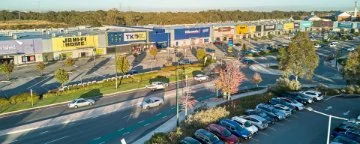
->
0;0;357;11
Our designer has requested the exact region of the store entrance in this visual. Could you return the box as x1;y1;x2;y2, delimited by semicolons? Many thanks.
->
0;56;14;64
22;55;36;63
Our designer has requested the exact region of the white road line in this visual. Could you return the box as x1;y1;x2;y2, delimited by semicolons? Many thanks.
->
122;114;131;119
171;107;176;109
138;120;144;123
99;142;105;144
250;137;259;142
122;132;130;136
40;131;49;135
118;128;125;132
268;127;277;131
275;123;285;126
93;137;101;141
144;123;151;126
44;136;68;144
156;113;162;116
343;110;350;116
162;116;167;119
259;131;269;136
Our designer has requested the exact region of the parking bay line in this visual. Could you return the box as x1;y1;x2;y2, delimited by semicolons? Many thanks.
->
93;137;101;141
40;131;49;135
144;123;151;126
275;123;285;126
44;136;68;144
268;127;277;131
122;132;130;136
258;131;269;136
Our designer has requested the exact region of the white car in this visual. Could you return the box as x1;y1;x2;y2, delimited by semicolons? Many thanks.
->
231;116;259;134
68;98;95;108
194;74;209;81
277;97;305;110
140;97;164;109
329;43;336;47
239;115;268;130
314;44;321;48
146;82;168;90
357;114;360;121
347;47;355;52
331;41;339;44
300;90;323;101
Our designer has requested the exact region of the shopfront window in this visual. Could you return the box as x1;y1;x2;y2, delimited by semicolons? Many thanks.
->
22;55;36;62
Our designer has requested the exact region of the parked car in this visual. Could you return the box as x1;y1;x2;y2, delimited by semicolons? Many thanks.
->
145;82;168;90
274;97;305;110
329;43;337;47
140;97;164;109
256;103;286;120
241;58;255;65
68;98;95;108
126;70;138;75
179;58;191;65
194;74;209;81
331;127;360;143
269;98;297;112
231;116;259;134
218;119;252;139
330;135;359;144
283;93;313;104
300;90;324;101
206;124;239;144
238;115;269;130
358;114;360;121
180;137;202;144
194;129;224;144
271;104;293;115
314;44;321;48
347;47;356;52
245;109;276;124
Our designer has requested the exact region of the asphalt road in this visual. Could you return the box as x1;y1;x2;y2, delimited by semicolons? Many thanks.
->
0;85;219;144
248;96;360;144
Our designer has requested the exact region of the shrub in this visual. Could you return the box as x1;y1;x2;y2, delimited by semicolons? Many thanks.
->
186;107;229;126
0;97;9;106
355;85;360;94
145;133;171;144
272;77;301;92
245;53;253;57
345;85;356;94
9;92;40;104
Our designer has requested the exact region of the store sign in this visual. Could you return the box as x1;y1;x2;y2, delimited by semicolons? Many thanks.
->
215;27;231;32
338;22;353;28
174;27;210;40
52;36;97;51
283;23;294;30
276;24;283;30
123;32;147;42
185;30;200;34
264;25;276;31
62;37;87;47
294;23;300;28
0;39;43;55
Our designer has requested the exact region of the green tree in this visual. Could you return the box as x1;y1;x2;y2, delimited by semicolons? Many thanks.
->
146;133;171;144
196;48;206;62
116;56;130;75
0;62;14;80
242;43;247;52
279;32;319;82
149;47;158;60
343;47;360;84
36;62;46;76
64;57;75;67
54;69;69;88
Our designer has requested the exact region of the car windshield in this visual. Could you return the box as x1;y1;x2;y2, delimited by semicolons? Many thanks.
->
222;129;232;137
210;134;220;142
145;99;152;103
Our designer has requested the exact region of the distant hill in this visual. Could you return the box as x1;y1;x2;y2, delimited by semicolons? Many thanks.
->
0;20;68;30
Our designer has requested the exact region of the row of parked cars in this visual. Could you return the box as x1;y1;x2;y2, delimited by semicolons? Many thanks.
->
330;121;360;144
180;90;324;144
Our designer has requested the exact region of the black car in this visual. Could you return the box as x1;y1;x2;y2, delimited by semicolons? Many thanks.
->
126;70;138;75
269;98;297;111
241;58;255;65
245;109;276;124
279;93;313;105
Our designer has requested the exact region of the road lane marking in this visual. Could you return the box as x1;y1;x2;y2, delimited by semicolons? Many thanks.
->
118;128;125;132
122;132;130;136
44;136;68;144
93;137;101;141
275;123;285;126
138;120;144;124
156;113;162;116
144;123;151;126
171;107;176;109
258;131;269;136
325;106;333;111
162;116;167;119
343;110;350;116
40;131;49;135
250;137;259;142
268;127;277;131
99;142;105;144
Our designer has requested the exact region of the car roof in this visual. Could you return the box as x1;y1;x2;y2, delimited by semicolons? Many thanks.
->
221;119;239;126
149;97;162;100
247;115;265;121
183;137;201;143
208;124;227;132
75;98;85;101
195;129;215;137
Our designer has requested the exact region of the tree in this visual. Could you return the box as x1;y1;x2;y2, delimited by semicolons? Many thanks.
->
242;43;247;52
252;72;263;87
181;93;197;117
64;57;75;67
268;34;274;40
36;62;46;76
0;62;14;80
116;56;130;75
343;47;360;84
196;48;206;62
278;32;319;82
54;69;69;88
149;47;158;60
215;61;245;100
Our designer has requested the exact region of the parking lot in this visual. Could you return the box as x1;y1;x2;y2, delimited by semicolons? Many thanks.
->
248;96;360;144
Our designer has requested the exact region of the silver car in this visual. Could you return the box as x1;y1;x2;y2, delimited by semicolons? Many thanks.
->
145;82;168;90
240;115;268;130
68;98;95;108
140;97;164;109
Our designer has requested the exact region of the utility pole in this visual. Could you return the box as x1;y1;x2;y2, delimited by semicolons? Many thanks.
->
115;50;118;89
327;115;332;144
30;89;34;107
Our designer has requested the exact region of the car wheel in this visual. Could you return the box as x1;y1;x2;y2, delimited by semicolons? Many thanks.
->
74;105;78;108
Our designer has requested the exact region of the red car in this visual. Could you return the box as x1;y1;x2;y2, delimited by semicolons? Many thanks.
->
207;124;239;144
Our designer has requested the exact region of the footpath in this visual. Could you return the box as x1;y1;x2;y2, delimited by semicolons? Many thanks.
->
0;81;215;137
134;88;269;144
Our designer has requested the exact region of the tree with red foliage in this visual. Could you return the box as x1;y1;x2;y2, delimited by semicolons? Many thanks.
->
181;91;197;117
215;61;246;100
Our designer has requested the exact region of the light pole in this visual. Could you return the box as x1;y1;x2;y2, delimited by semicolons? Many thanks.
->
327;115;332;144
176;62;179;128
115;49;118;89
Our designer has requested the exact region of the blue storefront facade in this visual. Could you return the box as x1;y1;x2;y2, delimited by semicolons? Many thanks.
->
299;21;312;31
171;27;211;47
149;28;170;49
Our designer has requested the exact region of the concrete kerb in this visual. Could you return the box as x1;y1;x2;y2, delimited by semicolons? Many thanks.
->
134;88;268;144
0;81;214;137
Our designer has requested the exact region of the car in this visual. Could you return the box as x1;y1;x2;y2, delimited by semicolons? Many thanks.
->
271;104;292;115
179;58;191;65
238;115;269;130
231;116;259;134
314;44;321;48
194;129;224;144
68;98;95;108
285;93;313;104
300;90;324;101
218;119;252;139
206;124;239;144
256;103;286;120
180;137;202;144
358;114;360;121
249;49;260;53
329;43;337;47
276;97;305;110
331;41;339;44
241;58;255;65
145;82;168;90
330;135;359;144
347;47;355;52
269;98;297;112
331;127;360;143
126;70;138;75
244;109;276;124
140;97;164;109
194;74;209;81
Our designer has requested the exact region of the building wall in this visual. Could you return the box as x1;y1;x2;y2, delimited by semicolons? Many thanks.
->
212;26;235;42
299;21;312;31
283;22;294;31
149;30;170;48
264;24;276;31
236;25;249;34
276;24;284;30
52;36;98;52
173;27;210;40
249;25;256;33
107;31;147;46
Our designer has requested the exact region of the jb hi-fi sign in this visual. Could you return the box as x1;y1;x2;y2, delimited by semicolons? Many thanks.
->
63;37;87;47
215;27;232;32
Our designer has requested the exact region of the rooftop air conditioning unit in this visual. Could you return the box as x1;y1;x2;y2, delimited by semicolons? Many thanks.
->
12;34;17;40
78;32;82;36
47;31;50;35
52;33;56;37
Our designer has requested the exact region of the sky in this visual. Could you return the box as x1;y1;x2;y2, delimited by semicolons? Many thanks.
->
0;0;358;12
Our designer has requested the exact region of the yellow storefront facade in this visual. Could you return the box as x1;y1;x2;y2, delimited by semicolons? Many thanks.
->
52;35;103;60
236;25;249;34
283;22;295;31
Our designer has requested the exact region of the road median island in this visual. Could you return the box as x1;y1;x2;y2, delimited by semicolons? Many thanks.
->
0;64;203;115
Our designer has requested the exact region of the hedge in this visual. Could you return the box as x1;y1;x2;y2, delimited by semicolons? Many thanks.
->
9;92;40;104
0;97;9;106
